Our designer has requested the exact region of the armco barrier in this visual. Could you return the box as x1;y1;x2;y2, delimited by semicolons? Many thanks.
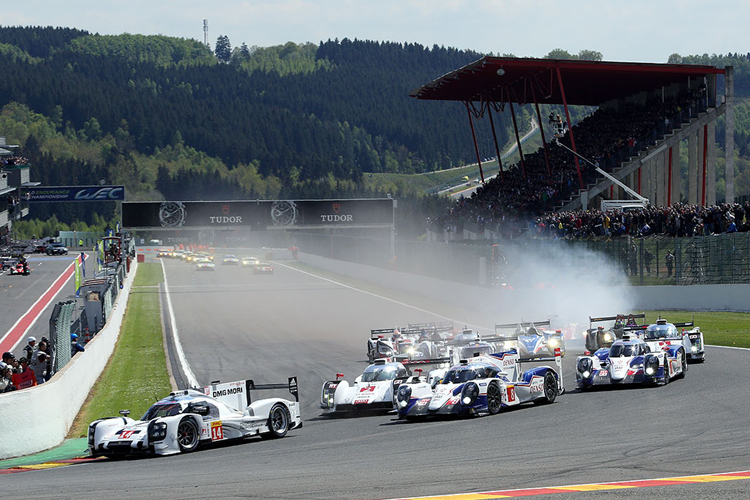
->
298;253;750;314
0;260;137;460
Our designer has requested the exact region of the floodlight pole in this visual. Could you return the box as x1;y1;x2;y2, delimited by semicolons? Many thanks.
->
555;66;584;189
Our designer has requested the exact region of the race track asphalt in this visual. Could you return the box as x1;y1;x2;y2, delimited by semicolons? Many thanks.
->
2;256;750;500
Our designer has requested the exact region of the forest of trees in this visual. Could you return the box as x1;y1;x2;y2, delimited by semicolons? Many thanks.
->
2;26;750;236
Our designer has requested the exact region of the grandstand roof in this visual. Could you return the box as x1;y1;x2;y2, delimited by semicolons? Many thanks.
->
410;57;725;106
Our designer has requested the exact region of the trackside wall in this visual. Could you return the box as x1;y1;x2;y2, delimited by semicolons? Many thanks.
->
298;253;750;313
0;261;137;460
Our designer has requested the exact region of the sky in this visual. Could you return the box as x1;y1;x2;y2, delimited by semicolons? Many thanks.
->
2;1;747;63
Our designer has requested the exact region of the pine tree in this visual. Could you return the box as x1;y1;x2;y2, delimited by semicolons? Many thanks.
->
214;35;231;63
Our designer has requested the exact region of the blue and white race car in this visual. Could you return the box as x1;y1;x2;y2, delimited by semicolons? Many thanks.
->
494;320;565;359
576;334;687;389
643;318;705;363
395;349;563;419
88;378;301;457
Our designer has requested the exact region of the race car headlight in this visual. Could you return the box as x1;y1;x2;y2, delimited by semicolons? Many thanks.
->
87;424;97;447
577;357;593;378
397;385;412;408
461;382;479;406
644;355;659;376
321;382;338;408
603;333;613;342
691;345;698;353
149;422;168;441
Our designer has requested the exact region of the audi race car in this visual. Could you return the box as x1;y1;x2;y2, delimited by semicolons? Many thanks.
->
253;262;274;274
241;256;260;267
575;334;687;390
584;313;646;352
494;320;565;359
222;254;240;265
88;378;301;457
195;258;215;271
644;318;705;363
320;359;418;414
395;349;563;419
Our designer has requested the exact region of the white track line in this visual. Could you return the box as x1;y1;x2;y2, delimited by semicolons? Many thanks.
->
160;258;199;388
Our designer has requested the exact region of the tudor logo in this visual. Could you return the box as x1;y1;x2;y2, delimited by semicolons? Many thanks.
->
332;203;341;213
222;204;230;215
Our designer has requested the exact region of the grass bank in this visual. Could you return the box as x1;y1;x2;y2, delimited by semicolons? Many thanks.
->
68;262;171;437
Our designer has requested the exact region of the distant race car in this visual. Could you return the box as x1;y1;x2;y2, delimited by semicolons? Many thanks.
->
253;262;274;274
241;256;260;267
88;378;301;457
8;261;30;276
575;334;687;389
45;243;68;255
584;313;646;352
221;255;240;265
494;320;565;359
396;349;563;419
195;258;215;271
320;359;414;414
643;318;705;363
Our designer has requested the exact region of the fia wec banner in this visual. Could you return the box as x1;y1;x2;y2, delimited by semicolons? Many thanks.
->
122;199;394;230
25;185;125;202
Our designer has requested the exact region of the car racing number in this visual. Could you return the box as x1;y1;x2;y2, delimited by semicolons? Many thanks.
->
506;386;516;403
210;421;225;441
120;430;136;439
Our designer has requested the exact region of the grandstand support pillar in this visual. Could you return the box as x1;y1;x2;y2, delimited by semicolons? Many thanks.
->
667;145;674;206
671;142;680;205
656;150;666;206
555;66;583;189
509;102;526;178
465;103;486;183
688;131;698;205
707;120;716;205
725;66;735;203
487;106;504;182
698;125;706;206
530;86;551;177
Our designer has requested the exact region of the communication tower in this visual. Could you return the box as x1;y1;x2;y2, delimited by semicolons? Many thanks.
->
203;19;209;47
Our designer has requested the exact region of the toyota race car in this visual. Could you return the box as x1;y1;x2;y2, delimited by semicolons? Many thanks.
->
643;318;705;362
494;320;565;359
88;378;301;457
575;334;687;389
395;349;563;419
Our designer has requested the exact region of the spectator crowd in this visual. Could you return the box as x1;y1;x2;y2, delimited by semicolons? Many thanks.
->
430;85;716;239
1;334;84;393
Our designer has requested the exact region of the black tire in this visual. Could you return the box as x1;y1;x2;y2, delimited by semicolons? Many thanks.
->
265;404;290;439
679;349;687;378
177;417;200;453
534;371;558;405
486;381;502;415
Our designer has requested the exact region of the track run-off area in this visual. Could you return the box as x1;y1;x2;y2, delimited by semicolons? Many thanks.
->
3;257;750;500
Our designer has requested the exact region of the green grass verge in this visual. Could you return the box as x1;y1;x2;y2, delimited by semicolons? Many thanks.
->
643;310;750;349
68;262;170;438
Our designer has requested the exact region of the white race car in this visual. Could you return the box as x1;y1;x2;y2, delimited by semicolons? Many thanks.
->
644;318;705;362
88;378;301;457
320;359;410;414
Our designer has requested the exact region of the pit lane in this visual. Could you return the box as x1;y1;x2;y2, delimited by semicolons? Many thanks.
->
2;257;750;500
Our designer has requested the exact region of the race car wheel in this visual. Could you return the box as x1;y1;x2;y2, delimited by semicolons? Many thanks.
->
486;382;502;415
679;349;688;377
534;371;558;405
265;404;290;439
177;417;200;453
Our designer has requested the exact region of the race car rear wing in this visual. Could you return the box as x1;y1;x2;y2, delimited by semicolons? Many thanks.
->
494;320;551;339
371;328;396;338
672;321;695;329
203;377;299;410
407;321;454;333
589;313;646;327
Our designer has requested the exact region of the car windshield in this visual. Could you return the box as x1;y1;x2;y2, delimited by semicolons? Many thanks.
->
645;325;671;340
224;255;236;259
361;365;398;382
442;366;480;384
461;345;493;358
141;402;183;421
610;344;637;357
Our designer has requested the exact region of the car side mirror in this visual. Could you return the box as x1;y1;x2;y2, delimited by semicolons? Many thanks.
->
119;410;130;417
190;403;210;416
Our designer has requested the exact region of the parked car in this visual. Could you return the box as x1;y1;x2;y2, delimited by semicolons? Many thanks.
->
45;243;68;255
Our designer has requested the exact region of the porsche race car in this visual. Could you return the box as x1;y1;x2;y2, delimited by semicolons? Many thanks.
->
88;378;301;457
395;349;563;419
575;334;687;389
643;318;705;362
493;320;565;359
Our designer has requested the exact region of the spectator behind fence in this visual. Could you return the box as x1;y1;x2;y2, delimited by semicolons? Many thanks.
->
2;352;19;374
37;338;54;381
11;357;37;389
31;351;49;384
23;336;36;361
71;333;85;357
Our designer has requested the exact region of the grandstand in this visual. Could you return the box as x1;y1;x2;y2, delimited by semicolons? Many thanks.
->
411;58;733;232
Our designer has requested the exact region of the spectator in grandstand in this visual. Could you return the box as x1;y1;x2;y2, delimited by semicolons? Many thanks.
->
31;351;49;384
0;362;14;392
2;352;19;374
11;357;37;389
23;336;37;361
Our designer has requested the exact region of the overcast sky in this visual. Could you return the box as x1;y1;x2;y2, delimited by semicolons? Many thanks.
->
3;1;745;63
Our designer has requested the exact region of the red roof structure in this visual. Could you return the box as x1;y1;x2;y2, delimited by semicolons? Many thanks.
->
410;57;725;106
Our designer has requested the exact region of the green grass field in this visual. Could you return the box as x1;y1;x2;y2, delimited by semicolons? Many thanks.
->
68;262;171;438
644;310;750;349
